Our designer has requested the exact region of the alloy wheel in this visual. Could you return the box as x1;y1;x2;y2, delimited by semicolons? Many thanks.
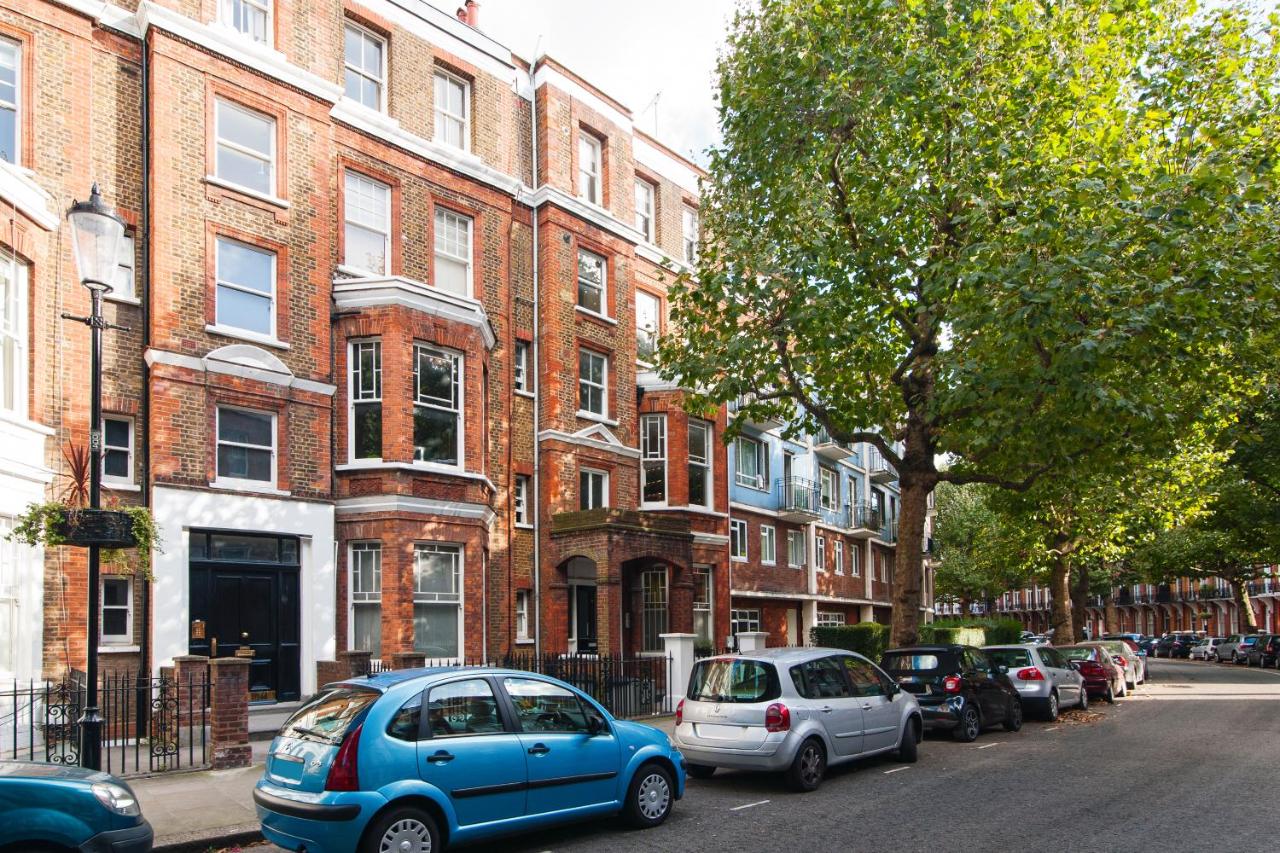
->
800;743;824;787
636;771;671;821
379;818;433;853
1047;692;1059;721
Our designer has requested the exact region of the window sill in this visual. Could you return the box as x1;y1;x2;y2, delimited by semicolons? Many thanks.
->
104;482;141;493
210;479;291;497
515;638;535;645
204;175;290;210
731;556;747;564
514;389;535;399
336;263;389;279
335;461;496;491
735;482;769;493
574;305;618;326
515;522;534;530
100;645;140;654
205;324;291;351
105;293;141;306
762;561;776;567
576;411;619;427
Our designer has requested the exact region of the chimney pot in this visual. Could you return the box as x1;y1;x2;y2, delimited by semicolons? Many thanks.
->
457;7;467;22
465;0;480;28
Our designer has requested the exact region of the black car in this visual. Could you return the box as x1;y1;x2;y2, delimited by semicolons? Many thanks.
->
1243;634;1277;667
1157;632;1197;659
880;645;1023;743
1138;636;1160;657
1234;634;1262;664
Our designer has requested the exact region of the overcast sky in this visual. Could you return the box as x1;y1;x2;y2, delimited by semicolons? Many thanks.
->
473;0;740;165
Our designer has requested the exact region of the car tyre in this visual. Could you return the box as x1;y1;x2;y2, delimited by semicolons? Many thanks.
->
1045;691;1060;722
1117;678;1127;698
624;762;674;828
1077;686;1089;711
685;763;716;780
952;706;981;743
1105;683;1115;704
360;805;440;853
896;718;920;763
785;738;827;792
1002;699;1023;732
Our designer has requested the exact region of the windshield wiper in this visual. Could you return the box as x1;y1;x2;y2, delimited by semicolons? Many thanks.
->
287;724;337;742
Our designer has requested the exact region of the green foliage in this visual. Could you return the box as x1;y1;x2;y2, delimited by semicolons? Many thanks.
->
917;617;1024;646
985;618;1027;645
809;622;889;659
6;501;162;581
933;482;1029;606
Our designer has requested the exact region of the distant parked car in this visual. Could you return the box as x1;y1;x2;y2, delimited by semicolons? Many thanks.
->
1216;634;1246;663
674;648;922;792
984;644;1088;720
1234;634;1262;664
0;760;153;852
1250;635;1280;668
1157;632;1198;659
1057;644;1126;704
1138;636;1160;657
1095;640;1144;689
880;645;1022;742
1189;637;1221;661
1102;635;1149;681
255;668;685;853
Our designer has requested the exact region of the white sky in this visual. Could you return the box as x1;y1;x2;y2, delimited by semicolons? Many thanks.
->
471;0;740;165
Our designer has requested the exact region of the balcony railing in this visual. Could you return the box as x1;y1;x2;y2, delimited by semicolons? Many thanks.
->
868;448;896;484
879;517;899;543
776;477;820;522
814;428;856;463
729;396;785;432
845;502;882;534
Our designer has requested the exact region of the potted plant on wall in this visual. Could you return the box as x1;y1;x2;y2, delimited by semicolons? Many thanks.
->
4;442;161;579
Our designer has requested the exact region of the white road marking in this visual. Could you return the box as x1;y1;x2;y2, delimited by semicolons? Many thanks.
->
883;766;909;774
1043;727;1060;732
730;799;771;811
976;742;1001;749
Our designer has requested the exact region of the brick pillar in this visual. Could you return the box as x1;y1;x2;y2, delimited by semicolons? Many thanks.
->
338;650;372;677
173;655;210;729
391;651;426;670
316;660;344;687
208;657;251;770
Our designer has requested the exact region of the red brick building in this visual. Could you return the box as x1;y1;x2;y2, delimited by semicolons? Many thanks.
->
1;0;736;696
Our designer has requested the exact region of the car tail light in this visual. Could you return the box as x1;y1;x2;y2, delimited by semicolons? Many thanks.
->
1016;667;1044;681
675;698;685;726
1079;661;1104;676
1114;655;1127;667
942;675;963;693
764;703;790;732
324;723;363;792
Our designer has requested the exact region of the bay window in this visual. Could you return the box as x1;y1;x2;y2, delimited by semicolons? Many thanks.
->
687;419;712;508
413;543;462;659
641;414;666;504
413;345;461;466
350;542;382;657
349;340;381;460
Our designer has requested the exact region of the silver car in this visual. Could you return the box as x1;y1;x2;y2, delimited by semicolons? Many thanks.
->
1190;637;1223;661
983;644;1087;720
1216;634;1246;663
673;648;923;792
1095;640;1143;690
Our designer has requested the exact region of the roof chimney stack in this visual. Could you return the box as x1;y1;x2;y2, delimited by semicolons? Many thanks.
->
465;0;480;28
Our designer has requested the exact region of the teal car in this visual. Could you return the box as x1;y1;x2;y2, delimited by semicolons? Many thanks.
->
254;667;684;853
0;760;153;851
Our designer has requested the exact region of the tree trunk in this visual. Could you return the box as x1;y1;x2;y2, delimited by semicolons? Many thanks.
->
1048;538;1073;643
959;596;972;618
890;474;931;646
1234;580;1258;631
1103;589;1120;634
1071;568;1090;642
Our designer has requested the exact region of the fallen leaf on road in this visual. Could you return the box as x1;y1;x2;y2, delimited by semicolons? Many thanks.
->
1056;708;1105;725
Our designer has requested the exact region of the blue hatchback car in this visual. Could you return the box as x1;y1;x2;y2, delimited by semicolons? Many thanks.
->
254;667;685;852
0;760;153;851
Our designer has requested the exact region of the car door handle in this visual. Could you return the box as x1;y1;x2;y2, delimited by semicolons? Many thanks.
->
428;750;455;763
819;706;833;713
528;743;551;755
861;704;873;711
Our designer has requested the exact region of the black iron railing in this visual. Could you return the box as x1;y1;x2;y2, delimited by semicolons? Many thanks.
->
777;477;820;516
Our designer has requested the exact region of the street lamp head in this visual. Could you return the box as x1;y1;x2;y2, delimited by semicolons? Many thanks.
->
67;183;126;293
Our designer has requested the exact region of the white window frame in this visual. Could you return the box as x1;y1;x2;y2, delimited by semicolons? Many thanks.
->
514;474;532;527
578;132;602;205
220;0;273;46
348;339;382;462
834;539;844;575
635;289;660;364
693;565;713;647
343;21;386;112
214;406;277;489
641;568;669;655
760;524;776;566
734;435;767;490
214;98;276;197
349;541;382;656
819;467;838;510
787;530;805;569
214;236;277;341
1;252;29;419
682;205;699;264
580;467;609;511
634;178;654;242
816;611;846;628
513;341;530;393
731;608;761;635
515;590;530;642
412;542;464;662
0;38;22;167
100;576;132;645
412;344;463;469
640;413;667;507
433;69;470;151
109;234;136;301
576;248;607;317
433;207;473;297
577;348;608;418
851;543;862;576
687;419;712;509
730;519;748;562
101;415;135;487
816;535;826;572
343;170;391;275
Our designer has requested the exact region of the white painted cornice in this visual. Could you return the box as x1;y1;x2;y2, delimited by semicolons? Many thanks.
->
538;426;641;459
522;185;645;246
336;494;495;526
331;274;497;350
0;163;59;231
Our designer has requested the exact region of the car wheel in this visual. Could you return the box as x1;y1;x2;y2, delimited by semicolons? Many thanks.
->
952;706;981;743
1002;699;1023;732
1105;683;1115;704
1078;686;1089;710
624;762;674;828
685;763;716;780
360;805;440;853
1118;678;1127;698
1045;691;1060;722
896;718;920;763
785;738;827;792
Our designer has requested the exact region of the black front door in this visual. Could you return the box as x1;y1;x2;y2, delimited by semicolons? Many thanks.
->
575;585;598;653
189;530;301;702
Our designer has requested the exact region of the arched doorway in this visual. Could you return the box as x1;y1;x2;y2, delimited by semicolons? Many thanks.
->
564;556;598;654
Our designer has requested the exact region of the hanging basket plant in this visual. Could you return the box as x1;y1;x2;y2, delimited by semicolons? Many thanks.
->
56;507;137;548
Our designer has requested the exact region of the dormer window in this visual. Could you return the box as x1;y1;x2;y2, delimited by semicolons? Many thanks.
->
220;0;272;46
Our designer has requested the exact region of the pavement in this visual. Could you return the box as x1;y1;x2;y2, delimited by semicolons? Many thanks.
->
143;659;1280;852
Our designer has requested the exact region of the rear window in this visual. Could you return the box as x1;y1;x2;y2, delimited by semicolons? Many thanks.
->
1058;647;1099;662
282;686;380;743
985;648;1032;669
688;659;781;703
881;653;944;672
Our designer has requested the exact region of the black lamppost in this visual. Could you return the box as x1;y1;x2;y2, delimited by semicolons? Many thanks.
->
65;183;126;771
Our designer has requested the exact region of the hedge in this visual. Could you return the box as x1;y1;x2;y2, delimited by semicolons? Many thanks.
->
917;617;1026;647
810;622;889;659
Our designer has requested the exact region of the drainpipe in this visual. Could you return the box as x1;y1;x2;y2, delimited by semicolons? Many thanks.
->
136;26;153;724
528;41;542;657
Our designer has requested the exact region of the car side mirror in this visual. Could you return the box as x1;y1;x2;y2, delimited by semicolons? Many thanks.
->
886;682;900;698
586;713;604;736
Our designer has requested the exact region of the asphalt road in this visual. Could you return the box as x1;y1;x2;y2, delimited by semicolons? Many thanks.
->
247;658;1280;853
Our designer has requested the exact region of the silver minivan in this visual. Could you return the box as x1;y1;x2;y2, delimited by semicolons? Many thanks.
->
673;648;922;792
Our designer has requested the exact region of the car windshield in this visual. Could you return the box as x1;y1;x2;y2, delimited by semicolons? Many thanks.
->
1058;647;1100;662
281;686;380;743
985;648;1032;668
881;653;943;672
688;659;780;703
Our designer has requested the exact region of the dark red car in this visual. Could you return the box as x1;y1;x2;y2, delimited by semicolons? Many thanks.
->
1056;644;1125;704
